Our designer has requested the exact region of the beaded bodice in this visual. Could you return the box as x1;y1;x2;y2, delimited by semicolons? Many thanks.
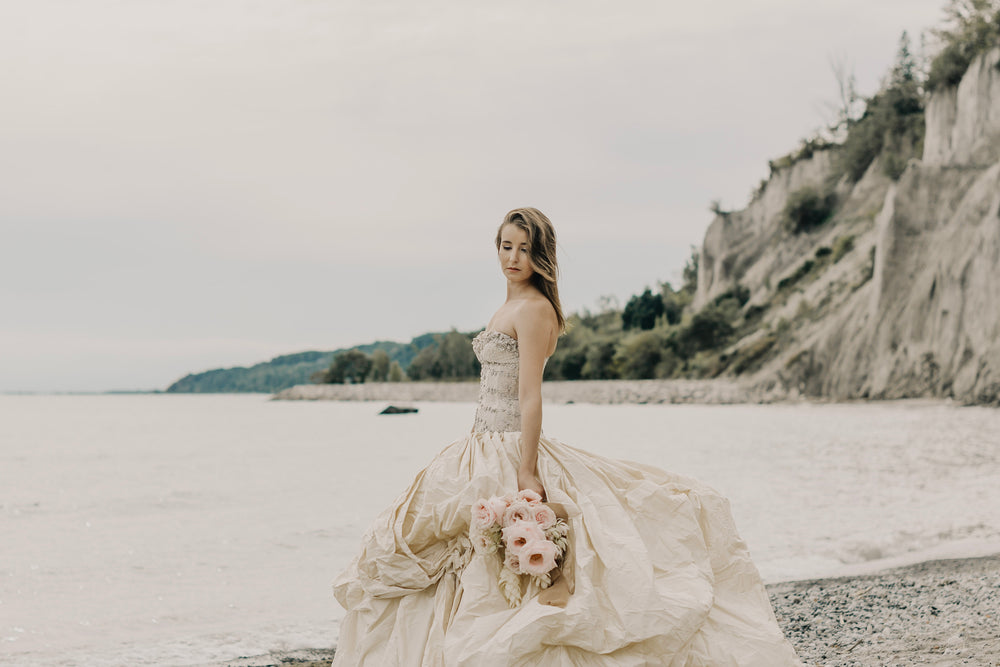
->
471;329;522;433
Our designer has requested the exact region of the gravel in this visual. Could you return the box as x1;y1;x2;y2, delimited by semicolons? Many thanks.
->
770;555;1000;666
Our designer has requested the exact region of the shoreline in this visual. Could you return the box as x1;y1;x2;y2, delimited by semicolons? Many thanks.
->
273;379;803;405
270;379;976;407
210;553;1000;667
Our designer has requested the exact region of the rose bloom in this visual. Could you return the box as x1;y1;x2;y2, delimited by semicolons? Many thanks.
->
501;520;546;556
519;538;558;576
487;495;509;520
502;500;534;527
531;504;557;530
517;488;543;504
471;499;499;531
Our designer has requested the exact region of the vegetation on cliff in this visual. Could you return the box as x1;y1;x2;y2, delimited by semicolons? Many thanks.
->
173;2;1000;395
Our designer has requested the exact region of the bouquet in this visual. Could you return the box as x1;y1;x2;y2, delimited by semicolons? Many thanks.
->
469;488;570;607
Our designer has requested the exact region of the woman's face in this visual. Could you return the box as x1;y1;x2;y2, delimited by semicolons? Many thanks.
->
498;224;535;283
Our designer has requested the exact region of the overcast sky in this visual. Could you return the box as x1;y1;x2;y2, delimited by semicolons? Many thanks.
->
1;0;947;392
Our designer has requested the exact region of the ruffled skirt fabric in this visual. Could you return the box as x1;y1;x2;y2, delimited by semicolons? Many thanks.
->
332;431;802;666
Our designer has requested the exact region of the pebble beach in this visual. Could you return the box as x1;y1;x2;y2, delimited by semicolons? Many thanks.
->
213;556;1000;667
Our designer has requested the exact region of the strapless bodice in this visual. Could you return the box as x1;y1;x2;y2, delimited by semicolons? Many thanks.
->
471;329;521;433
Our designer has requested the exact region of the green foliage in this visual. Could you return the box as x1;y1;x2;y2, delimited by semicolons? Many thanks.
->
613;330;670;379
835;31;925;183
660;282;685;325
622;288;665;330
708;199;729;217
729;334;778;375
387;360;405;382
405;330;481;381
782;186;836;233
926;0;1000;92
777;259;816;291
678;305;735;356
768;137;837;175
315;349;371;384
831;234;855;262
366;349;391;382
682;246;700;295
167;351;335;393
581;337;619;380
712;283;750;307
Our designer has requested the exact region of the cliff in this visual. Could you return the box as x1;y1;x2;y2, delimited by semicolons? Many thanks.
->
696;47;1000;405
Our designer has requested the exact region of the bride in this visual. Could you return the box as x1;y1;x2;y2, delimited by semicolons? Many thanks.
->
331;208;803;666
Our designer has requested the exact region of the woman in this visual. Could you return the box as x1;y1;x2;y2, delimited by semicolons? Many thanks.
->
331;208;803;666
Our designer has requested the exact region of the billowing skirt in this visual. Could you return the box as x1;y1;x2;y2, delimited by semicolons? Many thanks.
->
331;431;802;666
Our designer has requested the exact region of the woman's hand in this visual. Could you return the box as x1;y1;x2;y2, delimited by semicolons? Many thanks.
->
518;467;546;500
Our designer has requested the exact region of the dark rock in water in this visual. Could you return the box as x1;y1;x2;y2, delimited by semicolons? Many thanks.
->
380;405;419;415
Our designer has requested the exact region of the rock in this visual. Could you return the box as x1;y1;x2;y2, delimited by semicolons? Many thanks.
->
379;405;418;414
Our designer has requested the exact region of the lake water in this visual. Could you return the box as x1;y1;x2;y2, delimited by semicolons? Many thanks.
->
2;394;998;666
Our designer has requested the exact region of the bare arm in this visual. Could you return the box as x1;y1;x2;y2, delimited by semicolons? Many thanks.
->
514;301;554;497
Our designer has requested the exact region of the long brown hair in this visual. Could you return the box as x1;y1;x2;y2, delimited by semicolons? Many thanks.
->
495;207;566;333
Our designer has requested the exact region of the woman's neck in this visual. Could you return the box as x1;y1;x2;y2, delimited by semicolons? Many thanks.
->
505;280;539;302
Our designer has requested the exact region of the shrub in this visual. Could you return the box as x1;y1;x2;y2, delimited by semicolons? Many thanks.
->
777;260;816;291
783;187;835;233
581;338;619;380
831;235;855;263
614;331;667;380
678;305;735;354
926;1;1000;93
712;283;750;307
729;334;778;375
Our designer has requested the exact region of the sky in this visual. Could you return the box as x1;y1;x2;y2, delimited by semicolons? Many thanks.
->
1;0;948;392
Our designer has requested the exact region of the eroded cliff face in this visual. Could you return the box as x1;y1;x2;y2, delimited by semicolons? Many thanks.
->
699;47;1000;405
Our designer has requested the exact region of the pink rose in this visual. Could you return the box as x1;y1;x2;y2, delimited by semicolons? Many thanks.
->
531;504;557;530
501;520;546;556
487;495;509;520
517;489;543;504
502;500;534;527
519;538;558;576
471;499;498;531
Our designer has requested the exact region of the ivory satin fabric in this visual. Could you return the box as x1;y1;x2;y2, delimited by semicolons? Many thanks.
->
331;330;803;666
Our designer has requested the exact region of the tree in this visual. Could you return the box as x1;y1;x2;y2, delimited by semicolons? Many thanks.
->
324;349;372;384
437;330;479;379
387;360;405;382
660;282;684;325
622;288;665;330
927;0;1000;91
406;345;441;380
367;349;391;382
824;55;864;141
682;246;700;295
887;31;922;115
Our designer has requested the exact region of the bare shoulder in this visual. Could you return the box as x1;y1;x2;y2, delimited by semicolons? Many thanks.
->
512;296;558;346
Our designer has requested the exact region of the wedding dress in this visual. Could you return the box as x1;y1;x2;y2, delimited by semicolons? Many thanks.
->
331;329;803;666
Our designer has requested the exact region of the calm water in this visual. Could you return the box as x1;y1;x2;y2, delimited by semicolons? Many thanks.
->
2;394;998;666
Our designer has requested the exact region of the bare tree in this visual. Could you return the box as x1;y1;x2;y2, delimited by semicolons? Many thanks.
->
821;54;864;142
